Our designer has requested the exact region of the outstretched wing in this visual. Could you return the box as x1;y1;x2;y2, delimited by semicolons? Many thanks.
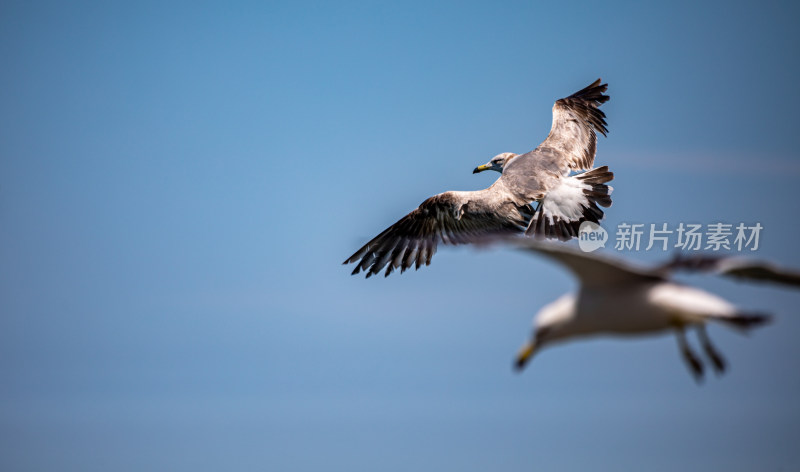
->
536;78;609;171
660;254;800;289
512;239;663;289
344;192;533;278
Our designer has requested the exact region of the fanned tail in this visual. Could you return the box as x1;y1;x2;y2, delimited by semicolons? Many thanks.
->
525;166;614;241
717;311;772;332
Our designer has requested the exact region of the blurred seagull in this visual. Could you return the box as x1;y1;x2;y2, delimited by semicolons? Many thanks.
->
511;242;788;381
345;79;613;278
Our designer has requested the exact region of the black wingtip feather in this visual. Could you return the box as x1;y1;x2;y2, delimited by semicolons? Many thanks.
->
559;79;610;137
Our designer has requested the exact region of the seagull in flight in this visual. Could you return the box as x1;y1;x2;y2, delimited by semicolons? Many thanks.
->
510;242;791;381
344;79;613;278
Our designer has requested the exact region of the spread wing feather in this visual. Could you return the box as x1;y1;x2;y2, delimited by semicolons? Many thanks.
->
344;192;533;278
537;78;609;171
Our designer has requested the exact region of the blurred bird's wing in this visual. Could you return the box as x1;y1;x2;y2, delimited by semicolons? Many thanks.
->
512;239;663;289
659;254;800;289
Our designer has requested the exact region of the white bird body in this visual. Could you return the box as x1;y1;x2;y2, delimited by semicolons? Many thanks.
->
512;241;775;380
539;282;737;344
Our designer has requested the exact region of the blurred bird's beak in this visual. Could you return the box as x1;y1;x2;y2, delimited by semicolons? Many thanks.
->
473;164;491;174
514;341;536;371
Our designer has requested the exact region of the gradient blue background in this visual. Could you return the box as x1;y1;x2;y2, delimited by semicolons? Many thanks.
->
2;1;799;470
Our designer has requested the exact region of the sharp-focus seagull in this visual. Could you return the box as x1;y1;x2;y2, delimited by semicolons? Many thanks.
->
344;79;613;278
511;242;784;381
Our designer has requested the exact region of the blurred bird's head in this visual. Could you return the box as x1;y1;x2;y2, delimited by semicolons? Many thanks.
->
473;152;518;174
514;294;576;371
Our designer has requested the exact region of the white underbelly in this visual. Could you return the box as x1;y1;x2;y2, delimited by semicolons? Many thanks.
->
573;283;684;335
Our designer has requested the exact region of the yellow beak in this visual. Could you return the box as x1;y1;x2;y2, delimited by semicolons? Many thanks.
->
514;341;536;371
473;164;492;174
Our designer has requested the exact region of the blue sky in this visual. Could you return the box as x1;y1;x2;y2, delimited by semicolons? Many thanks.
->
1;1;799;470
